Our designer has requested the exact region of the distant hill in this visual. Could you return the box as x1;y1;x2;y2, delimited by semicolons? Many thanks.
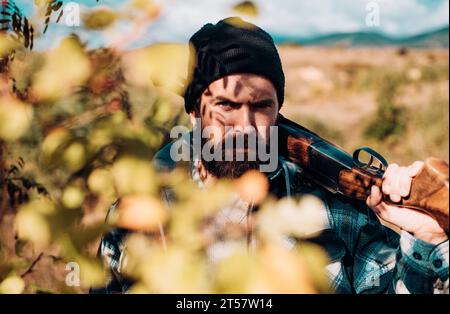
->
275;26;449;48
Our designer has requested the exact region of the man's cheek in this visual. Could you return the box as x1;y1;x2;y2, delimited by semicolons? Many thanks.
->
202;123;224;142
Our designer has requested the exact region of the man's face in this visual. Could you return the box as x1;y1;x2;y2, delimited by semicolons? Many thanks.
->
190;73;279;178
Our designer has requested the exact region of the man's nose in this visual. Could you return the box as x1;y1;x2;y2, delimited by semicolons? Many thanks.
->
233;105;255;134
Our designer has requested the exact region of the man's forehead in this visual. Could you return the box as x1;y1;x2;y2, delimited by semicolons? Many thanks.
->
204;74;277;100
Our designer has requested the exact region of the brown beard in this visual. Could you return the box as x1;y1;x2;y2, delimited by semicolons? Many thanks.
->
200;133;269;179
202;158;260;179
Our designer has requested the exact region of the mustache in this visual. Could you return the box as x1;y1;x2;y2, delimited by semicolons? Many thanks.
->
201;132;271;163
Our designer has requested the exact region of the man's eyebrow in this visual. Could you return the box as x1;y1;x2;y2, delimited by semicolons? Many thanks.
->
251;98;274;106
214;96;241;104
214;96;274;104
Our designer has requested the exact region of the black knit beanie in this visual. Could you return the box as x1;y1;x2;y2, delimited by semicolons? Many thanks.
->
183;17;285;113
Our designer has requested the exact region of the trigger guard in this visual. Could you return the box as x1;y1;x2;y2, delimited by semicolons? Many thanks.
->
353;147;389;173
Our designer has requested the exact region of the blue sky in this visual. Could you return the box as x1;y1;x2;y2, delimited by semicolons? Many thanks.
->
9;0;450;50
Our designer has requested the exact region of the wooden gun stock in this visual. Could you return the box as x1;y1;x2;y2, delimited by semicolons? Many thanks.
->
278;115;449;233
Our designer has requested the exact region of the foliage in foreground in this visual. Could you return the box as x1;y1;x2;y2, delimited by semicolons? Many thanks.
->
0;2;330;292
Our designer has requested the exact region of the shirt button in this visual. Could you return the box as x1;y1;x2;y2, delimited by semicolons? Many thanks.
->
413;252;422;260
433;259;443;268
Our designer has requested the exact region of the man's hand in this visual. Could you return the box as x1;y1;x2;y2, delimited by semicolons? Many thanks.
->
367;161;448;245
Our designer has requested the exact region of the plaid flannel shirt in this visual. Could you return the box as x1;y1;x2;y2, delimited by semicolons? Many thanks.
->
92;134;449;294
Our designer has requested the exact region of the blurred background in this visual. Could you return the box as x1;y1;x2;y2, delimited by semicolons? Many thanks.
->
7;0;446;163
0;0;448;294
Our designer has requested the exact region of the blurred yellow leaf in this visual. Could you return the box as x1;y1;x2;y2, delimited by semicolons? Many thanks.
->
112;155;158;195
168;180;237;248
141;246;211;293
121;233;155;272
249;244;317;293
131;0;160;20
232;1;259;17
77;258;106;288
296;242;332;293
41;128;71;163
19;197;56;215
216;243;324;293
0;34;20;58
122;236;211;293
31;36;91;102
0;96;33;142
15;205;52;249
153;97;176;125
62;185;85;209
62;141;87;171
0;276;25;294
122;44;190;94
89;127;113;150
131;0;153;10
88;168;114;195
214;248;256;293
34;0;53;6
83;8;119;30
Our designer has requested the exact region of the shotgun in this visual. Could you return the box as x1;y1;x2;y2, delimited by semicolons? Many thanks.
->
277;114;449;234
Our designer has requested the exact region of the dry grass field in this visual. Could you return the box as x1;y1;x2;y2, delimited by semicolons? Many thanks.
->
278;46;449;165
